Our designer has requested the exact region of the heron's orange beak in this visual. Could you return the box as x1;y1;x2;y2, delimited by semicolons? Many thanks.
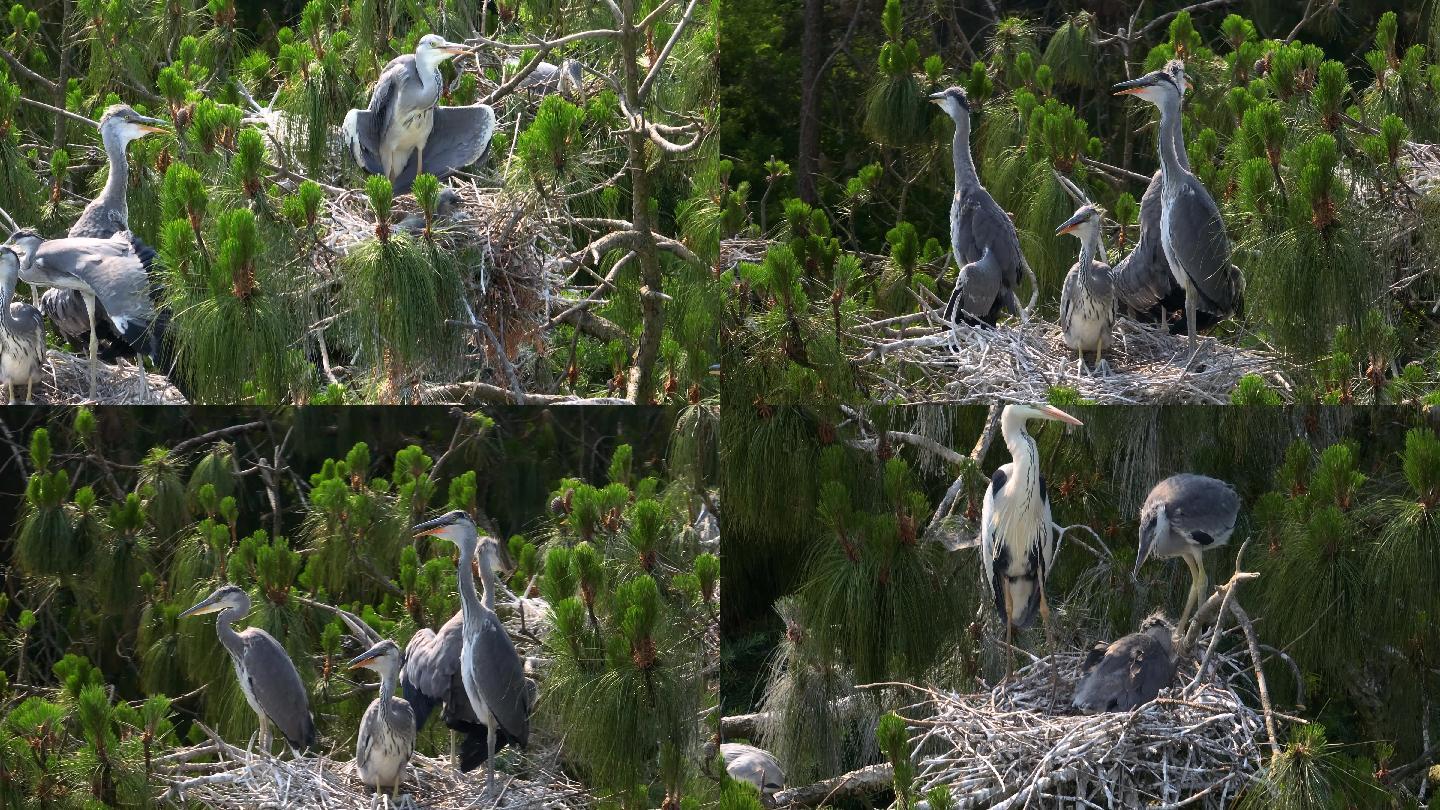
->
413;527;443;539
1056;222;1079;235
1113;87;1143;96
1039;405;1084;426
348;655;378;670
139;124;168;134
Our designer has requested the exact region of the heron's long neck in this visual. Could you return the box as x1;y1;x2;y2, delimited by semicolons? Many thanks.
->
1155;96;1189;183
0;276;23;334
950;115;978;192
96;134;130;224
1170;96;1192;172
215;609;246;661
417;56;444;102
456;538;488;631
1077;227;1097;272
1000;413;1040;496
377;663;397;710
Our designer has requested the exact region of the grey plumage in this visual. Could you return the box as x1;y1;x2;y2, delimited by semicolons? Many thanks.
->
413;511;532;791
1114;61;1244;352
1056;203;1116;375
721;743;784;798
349;639;417;797
1135;474;1241;633
0;247;43;403
180;585;317;753
929;86;1033;326
343;35;495;194
517;59;585;98
1072;613;1178;713
395;187;462;234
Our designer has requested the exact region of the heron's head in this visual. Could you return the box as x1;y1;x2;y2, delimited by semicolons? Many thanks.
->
100;104;168;145
927;86;970;121
1055;204;1105;240
0;246;18;286
1139;611;1175;634
1164;59;1193;97
179;584;251;619
435;187;462;217
5;229;43;268
412;509;477;546
1112;69;1182;107
415;34;472;67
1003;403;1084;428
348;638;402;675
1134;502;1170;576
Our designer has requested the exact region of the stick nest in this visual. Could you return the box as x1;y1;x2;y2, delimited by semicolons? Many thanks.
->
13;349;187;405
854;317;1292;405
899;648;1277;810
157;745;591;810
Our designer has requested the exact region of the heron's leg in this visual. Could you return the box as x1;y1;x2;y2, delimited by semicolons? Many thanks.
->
258;714;272;757
449;729;457;769
1184;280;1198;356
485;721;497;793
3;382;10;404
1039;588;1058;711
24;378;33;403
83;292;99;399
1002;586;1015;682
1177;553;1202;635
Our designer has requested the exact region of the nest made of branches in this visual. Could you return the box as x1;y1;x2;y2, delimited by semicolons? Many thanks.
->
9;348;187;405
852;315;1291;405
157;743;591;810
897;645;1276;810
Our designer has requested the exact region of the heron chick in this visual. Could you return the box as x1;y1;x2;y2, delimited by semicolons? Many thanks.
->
1072;612;1178;713
349;639;417;800
1056;204;1116;376
0;246;43;404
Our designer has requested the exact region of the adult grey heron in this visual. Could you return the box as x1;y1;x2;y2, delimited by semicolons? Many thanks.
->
981;404;1084;680
349;638;417;800
1135;474;1241;633
1071;613;1177;713
1056;203;1115;376
43;104;167;362
721;743;784;802
402;609;525;771
929;86;1035;326
517;59;585;99
412;510;531;790
0;246;43;403
180;585;316;754
343;35;496;194
1114;64;1244;353
6;229;162;399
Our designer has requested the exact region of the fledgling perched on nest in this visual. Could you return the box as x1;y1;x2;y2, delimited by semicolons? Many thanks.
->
1071;612;1177;713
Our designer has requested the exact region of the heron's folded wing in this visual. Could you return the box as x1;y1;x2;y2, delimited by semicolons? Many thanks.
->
475;613;530;745
954;253;1003;322
1168;185;1243;316
346;110;388;176
241;628;316;749
389;104;497;193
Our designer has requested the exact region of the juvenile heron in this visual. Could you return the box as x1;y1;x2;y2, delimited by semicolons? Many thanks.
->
929;86;1034;326
395;187;462;235
981;404;1084;681
412;511;531;791
1135;474;1241;633
6;229;162;399
1114;63;1244;353
46;104;167;362
180;585;316;754
349;638;417;800
1071;613;1177;713
402;610;525;771
721;743;784;802
343;35;496;194
1056;203;1115;376
0;247;43;403
518;59;585;99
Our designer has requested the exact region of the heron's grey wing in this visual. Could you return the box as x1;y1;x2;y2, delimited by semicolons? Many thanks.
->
950;252;1003;323
34;236;155;336
1114;172;1176;314
518;61;561;91
721;744;784;793
346;110;388;176
1167;181;1243;316
403;615;464;702
475;610;530;745
366;55;415;151
1163;474;1240;545
39;288;93;341
69;201;126;240
1058;264;1082;333
969;193;1024;289
390;104;497;193
239;628;315;748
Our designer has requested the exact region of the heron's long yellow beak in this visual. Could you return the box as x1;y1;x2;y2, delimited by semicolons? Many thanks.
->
138;124;168;135
178;600;222;618
1039;405;1084;426
348;655;379;670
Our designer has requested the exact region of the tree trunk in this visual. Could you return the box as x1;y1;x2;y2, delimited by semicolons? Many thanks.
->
621;0;664;404
796;0;824;203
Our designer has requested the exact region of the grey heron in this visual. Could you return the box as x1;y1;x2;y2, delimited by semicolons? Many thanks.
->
1135;474;1241;634
395;187;462;235
6;229;163;399
343;35;496;194
1071;612;1177;713
349;638;417;800
401;610;525;771
980;404;1084;681
0;246;43;403
1114;63;1244;353
928;86;1034;327
412;511;531;790
1055;203;1115;376
721;743;784;802
517;59;585;99
180;585;316;754
44;104;167;363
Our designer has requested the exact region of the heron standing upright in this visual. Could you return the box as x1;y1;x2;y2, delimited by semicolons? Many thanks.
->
1056;203;1115;376
349;638;417;800
928;86;1035;326
1071;612;1178;713
980;404;1084;681
1135;473;1241;634
43;104;167;362
342;35;496;194
180;585;316;754
412;511;531;790
0;246;42;403
1113;63;1244;353
402;609;525;771
6;229;162;399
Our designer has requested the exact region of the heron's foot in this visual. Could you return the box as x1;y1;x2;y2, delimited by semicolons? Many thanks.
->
1096;358;1112;377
